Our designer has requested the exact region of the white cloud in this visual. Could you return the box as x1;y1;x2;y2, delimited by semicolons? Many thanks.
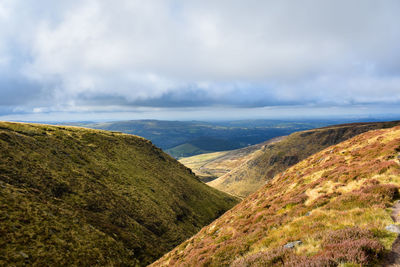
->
0;0;399;117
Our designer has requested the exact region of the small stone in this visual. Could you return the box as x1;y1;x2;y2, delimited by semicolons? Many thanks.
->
283;240;302;249
385;224;400;234
19;251;29;259
305;212;311;216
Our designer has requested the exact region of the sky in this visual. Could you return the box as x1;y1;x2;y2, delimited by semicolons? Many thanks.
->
0;0;400;121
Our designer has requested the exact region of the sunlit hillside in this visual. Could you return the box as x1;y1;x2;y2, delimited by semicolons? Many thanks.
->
208;121;400;197
153;125;400;266
179;137;283;182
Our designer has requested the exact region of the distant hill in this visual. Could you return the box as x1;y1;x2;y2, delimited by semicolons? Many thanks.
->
68;120;329;158
153;124;400;266
179;137;283;182
0;122;238;266
208;121;400;197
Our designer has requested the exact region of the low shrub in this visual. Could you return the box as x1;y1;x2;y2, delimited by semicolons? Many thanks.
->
231;227;384;266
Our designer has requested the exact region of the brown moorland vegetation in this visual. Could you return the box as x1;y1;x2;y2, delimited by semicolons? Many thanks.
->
0;122;238;266
153;125;400;266
208;121;400;198
179;137;283;183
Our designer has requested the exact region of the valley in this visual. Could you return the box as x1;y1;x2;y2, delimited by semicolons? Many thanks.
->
201;121;400;197
179;137;284;182
68;120;331;158
2;2;400;266
2;120;400;266
153;124;400;266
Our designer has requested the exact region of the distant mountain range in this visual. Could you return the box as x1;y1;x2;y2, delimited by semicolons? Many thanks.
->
59;119;356;158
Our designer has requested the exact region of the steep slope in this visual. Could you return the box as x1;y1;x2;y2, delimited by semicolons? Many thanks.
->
153;125;400;266
209;121;400;197
0;122;238;266
179;137;283;182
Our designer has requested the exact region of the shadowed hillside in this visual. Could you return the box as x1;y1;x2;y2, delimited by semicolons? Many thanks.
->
208;121;400;197
0;122;238;266
153;125;400;266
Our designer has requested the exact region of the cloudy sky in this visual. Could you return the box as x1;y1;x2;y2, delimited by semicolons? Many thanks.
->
0;0;400;121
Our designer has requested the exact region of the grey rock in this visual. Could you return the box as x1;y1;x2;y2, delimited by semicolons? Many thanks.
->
385;224;400;234
19;251;29;259
283;240;302;249
305;211;311;216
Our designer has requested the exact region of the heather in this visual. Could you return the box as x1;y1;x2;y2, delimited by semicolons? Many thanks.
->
153;125;400;266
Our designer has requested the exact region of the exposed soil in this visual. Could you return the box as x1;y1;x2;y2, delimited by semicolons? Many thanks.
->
383;201;400;266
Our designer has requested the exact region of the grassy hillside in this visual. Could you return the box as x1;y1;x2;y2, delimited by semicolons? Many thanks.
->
209;121;400;197
179;137;283;182
166;143;211;159
0;122;238;266
70;120;327;158
153;125;400;266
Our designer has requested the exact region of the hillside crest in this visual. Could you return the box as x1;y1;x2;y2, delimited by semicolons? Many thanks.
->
208;121;400;197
